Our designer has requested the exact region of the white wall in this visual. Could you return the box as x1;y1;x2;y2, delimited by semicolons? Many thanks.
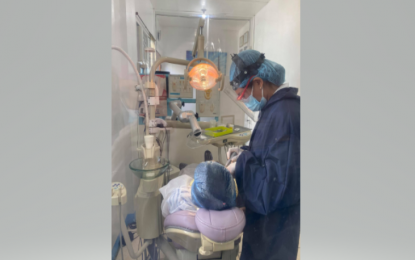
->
135;0;155;36
157;21;245;166
159;27;196;74
254;0;300;91
237;20;254;51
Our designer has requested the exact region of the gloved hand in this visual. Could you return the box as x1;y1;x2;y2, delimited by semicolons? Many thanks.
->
227;147;243;162
226;161;236;175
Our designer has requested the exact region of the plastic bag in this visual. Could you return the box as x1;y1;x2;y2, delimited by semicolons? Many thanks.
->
159;175;197;217
164;186;197;217
191;161;237;210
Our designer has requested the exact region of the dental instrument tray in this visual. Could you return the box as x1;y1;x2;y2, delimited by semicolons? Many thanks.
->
186;125;251;148
204;126;233;137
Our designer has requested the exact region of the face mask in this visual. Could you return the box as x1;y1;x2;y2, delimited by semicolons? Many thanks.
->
242;87;267;111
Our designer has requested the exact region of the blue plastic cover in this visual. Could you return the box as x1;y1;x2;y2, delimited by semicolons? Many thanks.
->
229;49;286;90
191;161;236;210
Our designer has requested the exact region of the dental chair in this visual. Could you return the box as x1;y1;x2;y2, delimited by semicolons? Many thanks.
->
164;208;245;260
163;152;245;260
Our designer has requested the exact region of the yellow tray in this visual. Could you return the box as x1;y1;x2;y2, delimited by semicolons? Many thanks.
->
204;126;233;137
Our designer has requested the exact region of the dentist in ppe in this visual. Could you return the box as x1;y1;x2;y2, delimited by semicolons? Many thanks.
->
226;50;300;260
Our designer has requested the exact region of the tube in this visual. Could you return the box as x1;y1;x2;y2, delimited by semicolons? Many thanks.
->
119;202;124;260
169;102;202;137
112;46;150;135
169;102;181;121
223;86;258;122
169;101;183;119
150;57;190;88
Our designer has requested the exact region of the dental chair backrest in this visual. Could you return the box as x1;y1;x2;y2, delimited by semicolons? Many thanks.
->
178;149;213;171
204;150;213;161
166;151;244;258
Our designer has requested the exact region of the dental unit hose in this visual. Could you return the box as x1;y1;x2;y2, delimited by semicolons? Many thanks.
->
119;196;124;260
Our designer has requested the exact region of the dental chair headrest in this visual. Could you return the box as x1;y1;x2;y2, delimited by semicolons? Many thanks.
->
195;208;245;243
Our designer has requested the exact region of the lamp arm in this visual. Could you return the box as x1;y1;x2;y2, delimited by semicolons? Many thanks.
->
150;57;190;85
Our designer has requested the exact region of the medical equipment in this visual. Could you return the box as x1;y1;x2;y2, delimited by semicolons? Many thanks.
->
112;182;151;260
204;126;233;137
112;17;251;260
164;208;244;258
113;17;250;157
113;176;246;260
129;157;168;240
186;125;251;165
185;59;222;91
169;101;202;138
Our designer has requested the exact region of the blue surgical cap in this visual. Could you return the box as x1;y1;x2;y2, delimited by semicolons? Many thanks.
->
229;49;286;90
191;161;236;210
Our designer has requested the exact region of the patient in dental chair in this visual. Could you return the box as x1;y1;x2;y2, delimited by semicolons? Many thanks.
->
191;161;238;211
159;161;238;217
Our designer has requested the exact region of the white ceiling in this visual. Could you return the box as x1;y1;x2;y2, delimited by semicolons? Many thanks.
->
157;16;199;29
157;16;249;31
151;0;270;19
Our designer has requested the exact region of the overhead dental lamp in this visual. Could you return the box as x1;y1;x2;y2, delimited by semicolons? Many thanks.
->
185;58;222;91
183;17;224;91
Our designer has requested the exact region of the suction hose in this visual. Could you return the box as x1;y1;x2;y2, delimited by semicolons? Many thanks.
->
188;115;202;137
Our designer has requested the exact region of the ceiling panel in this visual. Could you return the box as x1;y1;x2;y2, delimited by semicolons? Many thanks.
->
157;15;249;31
152;0;270;18
157;16;200;29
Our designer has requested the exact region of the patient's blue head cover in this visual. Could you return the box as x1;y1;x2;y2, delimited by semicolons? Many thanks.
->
229;49;286;90
191;161;236;210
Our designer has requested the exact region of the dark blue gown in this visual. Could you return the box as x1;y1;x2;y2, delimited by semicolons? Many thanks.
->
235;87;300;260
